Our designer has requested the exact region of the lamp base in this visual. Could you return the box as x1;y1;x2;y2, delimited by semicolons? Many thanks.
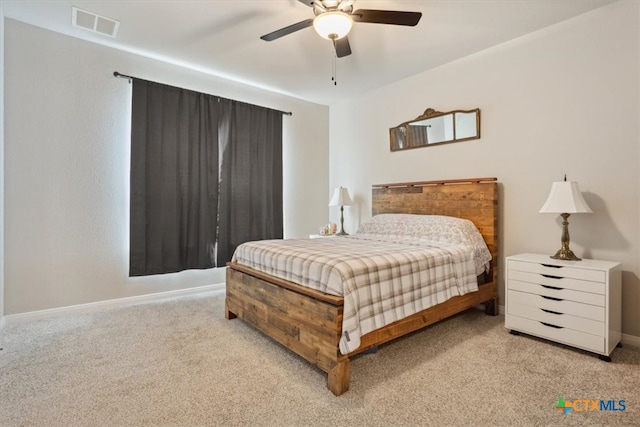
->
549;212;582;261
336;205;348;236
550;247;581;261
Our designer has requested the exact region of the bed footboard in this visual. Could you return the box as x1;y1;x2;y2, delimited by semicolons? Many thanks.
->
225;265;351;395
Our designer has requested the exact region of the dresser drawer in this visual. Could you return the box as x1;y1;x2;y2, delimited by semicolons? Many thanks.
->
508;280;605;306
508;259;605;283
508;289;605;321
508;300;605;336
508;270;604;295
506;315;604;354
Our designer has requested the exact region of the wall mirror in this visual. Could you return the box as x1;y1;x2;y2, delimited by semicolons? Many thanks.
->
390;108;481;151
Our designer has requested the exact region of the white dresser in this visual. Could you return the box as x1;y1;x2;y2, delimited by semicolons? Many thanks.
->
505;253;621;361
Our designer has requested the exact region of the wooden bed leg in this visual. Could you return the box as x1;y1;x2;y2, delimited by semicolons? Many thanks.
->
224;302;237;320
484;297;498;316
327;359;350;396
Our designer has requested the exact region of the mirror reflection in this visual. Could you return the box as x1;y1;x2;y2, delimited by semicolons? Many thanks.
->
390;108;481;151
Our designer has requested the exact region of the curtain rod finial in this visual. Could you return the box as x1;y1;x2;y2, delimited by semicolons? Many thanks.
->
114;71;133;83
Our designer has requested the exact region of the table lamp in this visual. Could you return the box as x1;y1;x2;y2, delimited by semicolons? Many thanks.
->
539;175;592;261
329;186;353;235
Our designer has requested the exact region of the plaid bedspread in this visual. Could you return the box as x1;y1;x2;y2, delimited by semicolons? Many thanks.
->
231;234;479;354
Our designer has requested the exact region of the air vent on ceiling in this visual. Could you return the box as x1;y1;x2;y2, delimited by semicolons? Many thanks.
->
72;7;120;38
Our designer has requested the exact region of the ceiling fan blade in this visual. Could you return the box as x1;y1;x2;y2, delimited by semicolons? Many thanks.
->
297;0;315;7
260;19;314;41
334;36;352;58
352;9;422;26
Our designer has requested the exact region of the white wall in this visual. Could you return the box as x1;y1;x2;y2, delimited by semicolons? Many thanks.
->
330;1;640;337
0;8;5;328
4;19;329;315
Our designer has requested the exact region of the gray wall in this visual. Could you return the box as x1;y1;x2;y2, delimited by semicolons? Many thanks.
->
3;19;329;315
329;1;640;338
0;6;5;327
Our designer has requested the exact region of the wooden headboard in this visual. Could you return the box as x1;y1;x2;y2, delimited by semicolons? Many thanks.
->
372;177;499;282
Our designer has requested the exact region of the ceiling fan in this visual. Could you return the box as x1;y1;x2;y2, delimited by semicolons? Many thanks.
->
260;0;422;58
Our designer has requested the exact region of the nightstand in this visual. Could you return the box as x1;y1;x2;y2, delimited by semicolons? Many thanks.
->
505;253;621;361
309;234;336;239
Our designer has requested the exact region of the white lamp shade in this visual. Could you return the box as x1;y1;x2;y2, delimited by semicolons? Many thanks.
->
539;181;592;214
313;11;353;40
329;186;353;206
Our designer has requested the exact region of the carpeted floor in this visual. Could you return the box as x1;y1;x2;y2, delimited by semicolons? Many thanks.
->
1;291;638;426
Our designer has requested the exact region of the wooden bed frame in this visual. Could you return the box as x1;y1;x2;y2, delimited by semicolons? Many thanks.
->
225;177;499;395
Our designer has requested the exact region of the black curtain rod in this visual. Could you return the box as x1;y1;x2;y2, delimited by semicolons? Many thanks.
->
113;71;293;116
113;71;133;82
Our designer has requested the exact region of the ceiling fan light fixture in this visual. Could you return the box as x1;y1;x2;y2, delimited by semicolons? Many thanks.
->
313;11;353;40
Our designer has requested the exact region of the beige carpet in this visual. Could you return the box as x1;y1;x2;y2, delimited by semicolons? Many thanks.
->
1;291;639;426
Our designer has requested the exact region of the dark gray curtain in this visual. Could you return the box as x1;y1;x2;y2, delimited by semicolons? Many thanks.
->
410;125;429;146
216;102;283;265
130;79;219;276
129;79;284;276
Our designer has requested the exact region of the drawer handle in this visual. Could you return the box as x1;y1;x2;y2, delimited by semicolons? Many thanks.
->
541;284;563;291
541;308;562;315
540;322;563;329
541;274;562;279
541;295;563;301
541;263;563;269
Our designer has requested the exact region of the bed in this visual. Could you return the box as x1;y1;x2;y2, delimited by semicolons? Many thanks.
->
225;177;499;395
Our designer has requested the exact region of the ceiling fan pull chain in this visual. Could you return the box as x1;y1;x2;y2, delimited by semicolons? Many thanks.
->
331;44;337;86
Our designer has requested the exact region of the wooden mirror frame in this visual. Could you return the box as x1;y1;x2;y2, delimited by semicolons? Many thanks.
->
390;108;481;151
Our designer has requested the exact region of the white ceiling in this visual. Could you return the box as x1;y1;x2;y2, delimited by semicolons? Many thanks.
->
3;0;616;106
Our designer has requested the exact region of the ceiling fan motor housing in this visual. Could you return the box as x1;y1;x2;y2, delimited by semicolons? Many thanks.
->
312;0;354;16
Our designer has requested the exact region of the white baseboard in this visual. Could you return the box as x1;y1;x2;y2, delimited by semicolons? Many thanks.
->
622;333;640;348
0;316;6;350
4;283;225;325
